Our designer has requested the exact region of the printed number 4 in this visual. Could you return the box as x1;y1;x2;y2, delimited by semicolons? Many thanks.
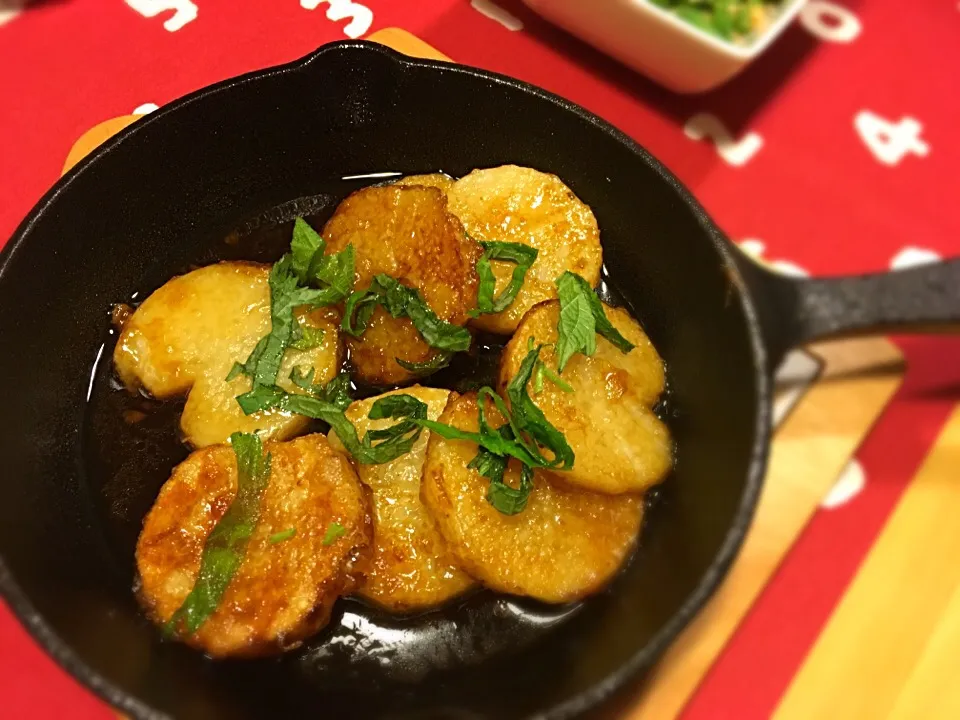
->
684;113;763;167
854;112;930;166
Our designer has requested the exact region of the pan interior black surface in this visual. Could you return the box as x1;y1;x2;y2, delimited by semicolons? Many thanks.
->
84;187;606;685
0;43;766;719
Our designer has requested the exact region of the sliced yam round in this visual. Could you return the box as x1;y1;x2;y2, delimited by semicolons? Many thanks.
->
113;262;342;448
446;165;602;335
499;300;672;495
136;433;371;658
341;307;439;388
322;185;481;386
328;386;476;612
393;173;455;193
421;392;644;603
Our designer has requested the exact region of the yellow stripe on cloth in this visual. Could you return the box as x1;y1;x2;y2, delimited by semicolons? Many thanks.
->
624;337;902;719
776;405;960;720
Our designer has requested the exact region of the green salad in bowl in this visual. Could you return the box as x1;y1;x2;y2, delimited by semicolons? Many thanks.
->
649;0;783;44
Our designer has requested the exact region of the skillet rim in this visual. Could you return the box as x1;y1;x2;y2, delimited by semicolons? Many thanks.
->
0;39;772;720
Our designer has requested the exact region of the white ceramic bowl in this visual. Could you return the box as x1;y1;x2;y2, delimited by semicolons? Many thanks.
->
522;0;806;94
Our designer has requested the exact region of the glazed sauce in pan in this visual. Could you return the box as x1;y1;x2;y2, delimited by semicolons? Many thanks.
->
83;176;665;684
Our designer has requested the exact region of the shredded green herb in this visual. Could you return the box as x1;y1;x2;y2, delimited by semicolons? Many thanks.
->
289;323;325;351
396;352;453;374
534;360;573;394
469;240;538;317
342;274;472;353
504;343;575;468
414;345;575;514
418;352;573;473
290;217;356;304
527;337;574;395
288;367;353;410
554;271;635;372
269;528;296;544
165;433;272;637
322;522;346;546
237;377;428;466
466;429;536;515
227;218;354;387
487;463;535;515
242;347;568;513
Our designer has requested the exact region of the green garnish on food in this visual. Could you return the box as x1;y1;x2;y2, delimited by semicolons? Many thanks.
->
226;218;353;386
420;390;553;470
244;344;570;514
342;274;472;353
526;337;574;395
469;241;539;316
289;323;325;351
396;352;453;374
554;271;635;372
418;346;574;472
165;432;271;637
237;375;428;466
269;528;297;544
487;463;535;515
223;215;576;514
650;0;776;42
290;217;356;303
503;343;576;468
288;367;353;410
237;361;352;416
237;258;330;386
322;521;346;546
534;359;573;394
411;344;575;514
467;437;536;515
415;393;544;513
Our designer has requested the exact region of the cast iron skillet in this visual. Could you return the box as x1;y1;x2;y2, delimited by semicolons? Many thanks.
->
0;41;957;720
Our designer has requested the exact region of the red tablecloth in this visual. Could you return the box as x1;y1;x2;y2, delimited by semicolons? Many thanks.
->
2;1;959;717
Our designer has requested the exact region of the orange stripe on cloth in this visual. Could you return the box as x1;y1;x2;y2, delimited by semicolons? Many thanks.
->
775;405;960;720
367;28;452;62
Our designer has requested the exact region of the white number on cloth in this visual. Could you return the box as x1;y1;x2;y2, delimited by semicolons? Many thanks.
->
854;112;929;166
683;113;763;167
739;240;809;278
470;0;524;31
300;0;373;39
799;1;862;43
0;1;25;28
124;0;197;32
890;247;940;271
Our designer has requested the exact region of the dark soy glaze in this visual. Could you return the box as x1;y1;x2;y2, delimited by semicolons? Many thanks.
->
83;176;670;682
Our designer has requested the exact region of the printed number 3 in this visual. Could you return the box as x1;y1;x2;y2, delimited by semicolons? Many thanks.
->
854;112;930;166
300;0;373;39
684;113;763;167
124;0;197;32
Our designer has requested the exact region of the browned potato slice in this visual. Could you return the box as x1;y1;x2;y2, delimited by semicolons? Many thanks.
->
447;165;602;335
421;392;643;603
499;301;672;495
136;434;371;657
322;185;481;386
328;386;476;612
113;262;341;448
394;173;455;192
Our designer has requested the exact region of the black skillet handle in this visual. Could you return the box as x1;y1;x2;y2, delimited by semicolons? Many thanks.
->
734;253;960;368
